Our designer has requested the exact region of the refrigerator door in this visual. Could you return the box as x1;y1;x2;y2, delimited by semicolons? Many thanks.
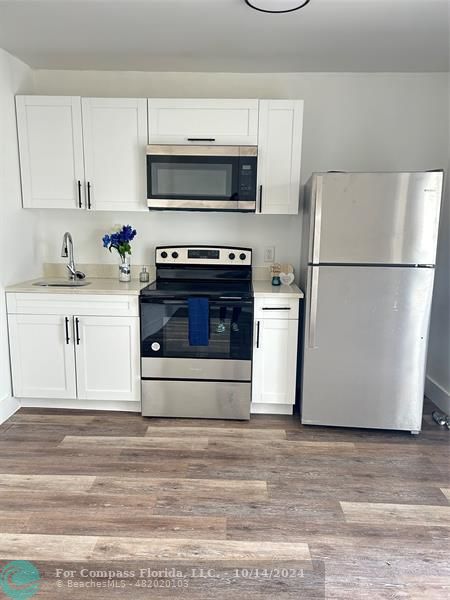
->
309;172;443;265
301;265;434;431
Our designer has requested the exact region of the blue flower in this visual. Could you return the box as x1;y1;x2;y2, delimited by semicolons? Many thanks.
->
119;225;137;243
102;225;137;257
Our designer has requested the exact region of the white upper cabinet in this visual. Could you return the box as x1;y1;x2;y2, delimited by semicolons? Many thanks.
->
16;96;303;215
148;99;259;145
16;96;85;209
257;100;304;215
16;96;147;211
81;98;148;211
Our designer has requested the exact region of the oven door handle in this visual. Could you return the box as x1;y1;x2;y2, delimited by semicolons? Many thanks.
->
140;298;180;304
211;299;253;306
140;298;253;305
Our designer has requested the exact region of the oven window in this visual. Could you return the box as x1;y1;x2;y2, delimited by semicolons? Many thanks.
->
141;301;253;360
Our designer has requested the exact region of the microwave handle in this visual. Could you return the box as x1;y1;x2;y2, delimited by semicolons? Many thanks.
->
187;138;216;142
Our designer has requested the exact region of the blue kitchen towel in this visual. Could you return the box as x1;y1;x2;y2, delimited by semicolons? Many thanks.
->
188;297;210;346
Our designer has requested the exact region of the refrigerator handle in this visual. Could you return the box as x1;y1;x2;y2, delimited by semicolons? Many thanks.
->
308;267;319;348
312;176;323;264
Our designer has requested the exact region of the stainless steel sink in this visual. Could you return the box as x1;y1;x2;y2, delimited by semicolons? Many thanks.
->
33;279;91;288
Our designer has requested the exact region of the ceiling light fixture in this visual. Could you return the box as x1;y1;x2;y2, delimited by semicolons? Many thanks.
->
244;0;312;14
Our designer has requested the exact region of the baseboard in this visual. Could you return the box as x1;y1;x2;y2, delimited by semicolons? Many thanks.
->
0;395;20;424
18;398;141;413
425;376;450;414
251;403;293;415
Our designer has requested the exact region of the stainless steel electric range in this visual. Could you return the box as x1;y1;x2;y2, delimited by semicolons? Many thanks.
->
140;246;253;420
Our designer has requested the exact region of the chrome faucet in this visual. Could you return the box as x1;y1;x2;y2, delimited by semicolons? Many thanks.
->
61;232;85;280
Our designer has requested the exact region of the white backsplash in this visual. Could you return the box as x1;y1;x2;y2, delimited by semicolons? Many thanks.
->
43;263;272;281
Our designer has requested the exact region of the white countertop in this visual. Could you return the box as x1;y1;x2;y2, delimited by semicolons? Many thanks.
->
252;280;304;298
6;277;148;296
6;277;304;299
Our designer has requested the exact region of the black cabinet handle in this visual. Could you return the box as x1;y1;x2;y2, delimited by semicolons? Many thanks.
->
259;185;263;213
256;321;260;348
187;138;216;142
262;307;291;311
75;317;80;345
64;317;70;344
87;182;91;210
77;180;82;208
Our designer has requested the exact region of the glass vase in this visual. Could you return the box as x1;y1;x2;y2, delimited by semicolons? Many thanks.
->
119;255;131;283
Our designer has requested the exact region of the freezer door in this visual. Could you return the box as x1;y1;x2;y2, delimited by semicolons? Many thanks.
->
301;265;434;431
310;172;443;265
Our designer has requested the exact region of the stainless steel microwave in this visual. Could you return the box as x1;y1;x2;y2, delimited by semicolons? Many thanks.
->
146;145;258;212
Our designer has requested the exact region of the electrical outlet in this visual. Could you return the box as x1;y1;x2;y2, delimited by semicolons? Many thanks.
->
264;246;275;263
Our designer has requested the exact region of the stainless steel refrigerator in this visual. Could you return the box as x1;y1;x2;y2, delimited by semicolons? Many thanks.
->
300;171;444;433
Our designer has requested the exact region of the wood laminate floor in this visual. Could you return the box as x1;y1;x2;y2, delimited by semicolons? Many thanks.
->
0;398;448;599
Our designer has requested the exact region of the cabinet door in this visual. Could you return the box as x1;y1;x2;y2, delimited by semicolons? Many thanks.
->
82;98;148;211
16;96;85;209
8;314;76;399
252;318;298;405
148;99;258;145
257;100;303;215
75;316;140;402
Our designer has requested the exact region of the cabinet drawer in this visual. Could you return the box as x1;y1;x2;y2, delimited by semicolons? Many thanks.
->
6;293;139;317
254;297;299;320
148;99;258;145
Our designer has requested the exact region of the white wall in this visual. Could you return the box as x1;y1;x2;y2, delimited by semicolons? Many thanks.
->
426;71;450;412
31;71;448;276
0;49;39;420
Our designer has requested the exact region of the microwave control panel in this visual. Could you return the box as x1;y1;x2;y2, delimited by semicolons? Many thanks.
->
238;157;257;200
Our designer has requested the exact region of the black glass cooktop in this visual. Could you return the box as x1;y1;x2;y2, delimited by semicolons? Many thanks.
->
140;279;253;299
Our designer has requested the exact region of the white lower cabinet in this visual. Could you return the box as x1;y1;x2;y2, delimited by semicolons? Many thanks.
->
8;314;77;399
75;316;139;402
7;294;140;408
252;300;299;414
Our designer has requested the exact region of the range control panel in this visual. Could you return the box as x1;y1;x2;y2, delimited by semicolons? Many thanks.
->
155;246;252;266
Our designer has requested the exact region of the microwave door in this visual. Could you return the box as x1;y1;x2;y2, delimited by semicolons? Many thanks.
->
146;147;257;212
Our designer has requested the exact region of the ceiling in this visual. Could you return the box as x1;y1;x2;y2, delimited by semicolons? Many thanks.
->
0;0;448;72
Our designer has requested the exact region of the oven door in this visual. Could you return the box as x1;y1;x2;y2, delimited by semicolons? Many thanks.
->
141;297;253;362
146;146;257;211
